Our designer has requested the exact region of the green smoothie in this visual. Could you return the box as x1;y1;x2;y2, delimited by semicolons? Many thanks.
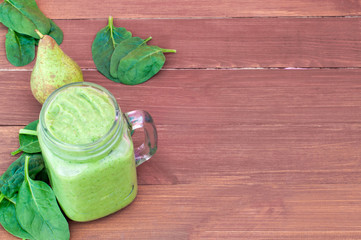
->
38;84;137;222
45;86;115;145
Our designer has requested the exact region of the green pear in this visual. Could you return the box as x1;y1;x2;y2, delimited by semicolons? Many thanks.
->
31;29;83;104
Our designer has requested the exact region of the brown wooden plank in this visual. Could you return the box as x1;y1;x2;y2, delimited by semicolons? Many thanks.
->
2;70;361;238
1;69;361;126
195;231;361;240
1;18;361;69
34;0;361;19
2;69;361;186
2;119;361;186
69;184;361;238
2;184;361;239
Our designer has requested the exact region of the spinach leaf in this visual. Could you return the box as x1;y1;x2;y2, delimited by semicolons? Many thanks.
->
16;156;69;240
5;29;36;67
12;120;41;155
92;16;132;81
92;17;176;84
0;0;51;39
48;19;63;45
110;36;152;78
0;196;33;239
117;45;176;85
8;194;17;205
0;153;44;199
0;154;28;188
34;168;49;184
33;20;63;46
0;155;24;188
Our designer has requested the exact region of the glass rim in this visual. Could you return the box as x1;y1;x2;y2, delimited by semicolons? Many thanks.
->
39;81;122;150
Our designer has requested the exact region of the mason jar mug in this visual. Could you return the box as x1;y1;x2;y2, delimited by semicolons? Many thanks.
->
37;82;157;222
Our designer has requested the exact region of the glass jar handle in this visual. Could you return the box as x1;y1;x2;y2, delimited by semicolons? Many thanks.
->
124;110;158;166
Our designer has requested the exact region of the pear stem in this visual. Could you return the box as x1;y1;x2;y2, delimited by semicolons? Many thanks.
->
35;29;44;39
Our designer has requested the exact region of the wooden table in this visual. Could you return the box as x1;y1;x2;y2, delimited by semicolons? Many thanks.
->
1;1;361;239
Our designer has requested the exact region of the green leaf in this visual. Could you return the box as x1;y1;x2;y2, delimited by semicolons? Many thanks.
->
0;155;26;188
12;120;41;155
0;153;44;199
110;36;152;78
0;0;51;39
16;156;70;240
0;196;33;239
48;19;63;45
5;29;36;67
8;194;17;205
117;45;176;85
34;168;49;185
92;16;132;81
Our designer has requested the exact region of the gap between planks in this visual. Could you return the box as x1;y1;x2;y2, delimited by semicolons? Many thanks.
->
2;67;361;72
49;15;361;20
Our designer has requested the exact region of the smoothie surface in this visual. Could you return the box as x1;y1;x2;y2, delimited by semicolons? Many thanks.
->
44;86;115;145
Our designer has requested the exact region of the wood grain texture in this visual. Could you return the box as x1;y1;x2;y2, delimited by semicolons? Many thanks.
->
66;184;361;239
1;70;361;187
1;0;361;238
2;121;361;186
2;184;361;239
1;18;361;69
33;0;361;19
1;69;361;126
